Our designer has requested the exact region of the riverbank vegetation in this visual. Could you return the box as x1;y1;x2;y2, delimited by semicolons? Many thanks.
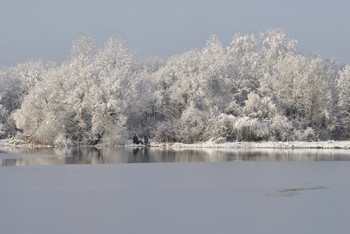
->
1;28;350;146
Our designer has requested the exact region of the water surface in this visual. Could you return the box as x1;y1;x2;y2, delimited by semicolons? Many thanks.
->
2;145;350;166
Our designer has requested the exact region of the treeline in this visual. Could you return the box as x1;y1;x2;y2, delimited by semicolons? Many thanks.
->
1;28;350;146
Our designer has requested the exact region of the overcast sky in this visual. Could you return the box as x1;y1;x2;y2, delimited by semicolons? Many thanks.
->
1;0;350;67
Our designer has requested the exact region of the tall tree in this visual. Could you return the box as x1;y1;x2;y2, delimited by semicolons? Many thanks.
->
338;65;350;138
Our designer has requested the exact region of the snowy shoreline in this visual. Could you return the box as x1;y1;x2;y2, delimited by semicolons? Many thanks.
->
3;138;350;150
149;140;350;149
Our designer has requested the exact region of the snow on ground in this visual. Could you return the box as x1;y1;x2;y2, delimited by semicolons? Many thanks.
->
0;162;350;234
3;137;350;149
150;140;350;149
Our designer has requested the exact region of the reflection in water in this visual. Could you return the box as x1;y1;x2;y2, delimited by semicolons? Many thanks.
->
1;146;350;167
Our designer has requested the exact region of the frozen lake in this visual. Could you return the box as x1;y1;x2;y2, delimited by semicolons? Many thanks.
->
1;146;350;234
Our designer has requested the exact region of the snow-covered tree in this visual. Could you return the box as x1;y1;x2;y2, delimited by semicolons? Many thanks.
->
338;65;350;138
300;57;336;131
175;103;207;143
243;92;278;121
0;61;50;138
13;36;132;145
227;32;260;104
0;102;8;138
260;28;297;60
234;117;269;141
4;29;348;144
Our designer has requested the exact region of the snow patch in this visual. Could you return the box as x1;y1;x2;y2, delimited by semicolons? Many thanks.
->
150;140;350;149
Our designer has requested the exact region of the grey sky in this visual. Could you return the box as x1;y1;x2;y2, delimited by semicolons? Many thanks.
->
1;0;349;67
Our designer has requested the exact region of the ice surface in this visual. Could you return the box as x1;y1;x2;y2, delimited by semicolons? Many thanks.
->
0;162;349;234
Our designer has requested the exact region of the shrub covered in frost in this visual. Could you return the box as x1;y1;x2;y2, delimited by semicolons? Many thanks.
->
234;117;269;141
269;115;293;141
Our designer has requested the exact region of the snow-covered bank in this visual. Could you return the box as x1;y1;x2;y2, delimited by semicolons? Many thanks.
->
4;137;350;150
151;140;350;149
0;162;349;234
